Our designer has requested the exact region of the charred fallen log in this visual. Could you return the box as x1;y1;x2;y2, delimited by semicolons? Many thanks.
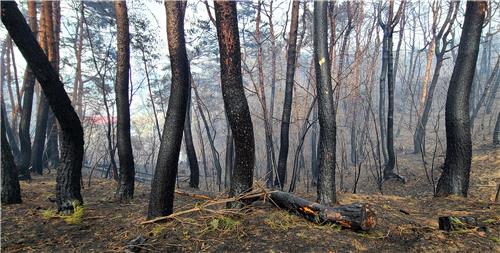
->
268;191;376;231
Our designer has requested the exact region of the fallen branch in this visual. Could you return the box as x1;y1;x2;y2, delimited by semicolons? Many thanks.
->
267;191;376;231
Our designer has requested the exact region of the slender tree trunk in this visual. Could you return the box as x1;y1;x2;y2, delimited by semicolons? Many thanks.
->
267;1;277;188
310;104;318;186
31;1;51;176
1;110;22;204
114;0;135;201
314;1;336;205
214;1;255;207
276;0;300;190
2;1;85;212
17;0;36;178
436;1;486;197
147;1;190;218
184;88;200;189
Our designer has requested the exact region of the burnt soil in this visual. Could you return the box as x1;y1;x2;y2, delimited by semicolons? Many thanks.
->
1;146;499;252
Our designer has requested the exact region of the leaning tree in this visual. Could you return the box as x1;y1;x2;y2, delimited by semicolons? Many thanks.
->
436;1;487;197
214;1;255;207
2;1;84;212
147;1;190;219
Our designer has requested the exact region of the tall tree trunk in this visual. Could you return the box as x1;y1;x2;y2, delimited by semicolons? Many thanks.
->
214;1;255;207
266;1;277;188
31;1;51;176
1;109;22;204
17;1;37;179
2;1;85;212
184;88;200;189
314;1;336;205
276;0;299;190
436;1;486;197
147;1;190;219
114;0;135;201
310;105;318;186
45;0;61;170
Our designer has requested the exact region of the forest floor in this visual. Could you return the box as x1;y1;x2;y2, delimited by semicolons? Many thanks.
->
1;145;499;252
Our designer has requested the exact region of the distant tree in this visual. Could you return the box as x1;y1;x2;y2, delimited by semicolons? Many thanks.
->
214;1;255;207
436;1;487;197
1;110;22;204
184;88;200;189
31;1;52;176
17;1;37;180
147;1;190;219
314;1;336;205
494;111;500;145
276;0;300;190
114;0;135;201
2;1;84;212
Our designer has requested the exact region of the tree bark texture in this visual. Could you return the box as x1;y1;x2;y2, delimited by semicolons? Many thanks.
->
2;1;85;212
436;1;486;197
114;0;135;201
314;1;336;205
148;1;190;219
214;1;255;207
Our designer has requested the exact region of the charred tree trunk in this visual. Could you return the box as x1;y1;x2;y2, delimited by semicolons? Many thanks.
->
214;1;255;207
436;1;486;197
114;0;135;201
310;105;319;186
1;110;22;204
147;1;190;219
314;1;336;205
184;88;200;189
494;111;500;145
268;191;375;231
18;2;37;177
2;1;85;212
276;0;300;190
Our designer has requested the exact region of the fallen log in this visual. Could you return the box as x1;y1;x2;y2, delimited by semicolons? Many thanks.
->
267;191;376;231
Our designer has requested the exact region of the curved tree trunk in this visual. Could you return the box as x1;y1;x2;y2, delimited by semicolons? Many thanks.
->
214;1;255;208
314;1;336;205
493;111;500;145
276;0;300;190
436;1;486;197
114;0;135;201
2;1;85;212
147;1;190;219
1;110;22;204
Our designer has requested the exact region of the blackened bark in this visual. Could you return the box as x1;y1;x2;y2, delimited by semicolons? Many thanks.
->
214;1;255;207
276;0;300;190
436;1;486;197
314;1;336;205
184;88;200;189
494;111;500;145
114;0;135;201
1;110;22;204
310;105;318;186
2;1;84;212
147;1;190;218
31;93;49;175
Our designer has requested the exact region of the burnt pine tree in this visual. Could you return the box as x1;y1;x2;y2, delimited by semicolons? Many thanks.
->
184;88;200;189
114;0;135;201
214;1;255;207
276;0;300;190
147;1;190;219
2;1;84;212
31;1;51;176
314;1;336;205
18;1;37;180
2;110;22;204
436;1;486;197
